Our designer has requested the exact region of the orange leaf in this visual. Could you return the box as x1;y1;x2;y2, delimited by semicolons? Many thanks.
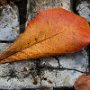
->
75;75;90;90
0;8;90;64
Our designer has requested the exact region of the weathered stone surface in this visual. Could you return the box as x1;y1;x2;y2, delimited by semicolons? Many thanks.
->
0;4;19;41
76;0;90;22
0;0;89;89
59;51;88;72
40;70;83;87
0;3;19;53
0;43;10;52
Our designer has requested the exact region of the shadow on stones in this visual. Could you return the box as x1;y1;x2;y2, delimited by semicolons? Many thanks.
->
14;0;27;33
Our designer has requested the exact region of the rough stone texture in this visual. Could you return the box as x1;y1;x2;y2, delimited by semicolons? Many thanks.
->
0;3;19;52
0;43;10;52
0;4;19;41
0;0;89;89
76;0;90;22
40;70;83;87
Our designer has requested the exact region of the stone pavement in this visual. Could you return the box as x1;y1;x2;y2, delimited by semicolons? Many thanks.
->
0;0;89;89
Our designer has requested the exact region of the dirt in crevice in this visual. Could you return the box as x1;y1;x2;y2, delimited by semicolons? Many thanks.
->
14;0;27;33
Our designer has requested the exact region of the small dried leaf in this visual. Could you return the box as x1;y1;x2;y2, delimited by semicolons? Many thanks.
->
75;75;90;90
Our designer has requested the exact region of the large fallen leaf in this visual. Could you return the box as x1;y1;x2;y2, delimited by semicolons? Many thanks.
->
0;8;90;64
74;75;90;90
